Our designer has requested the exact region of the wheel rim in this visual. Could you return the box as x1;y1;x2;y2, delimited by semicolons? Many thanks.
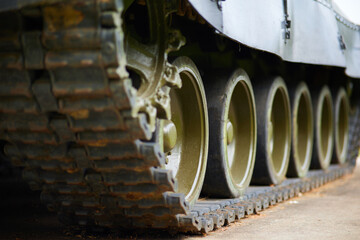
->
267;79;291;180
160;57;208;205
335;88;349;164
316;86;333;169
292;83;313;177
224;73;256;190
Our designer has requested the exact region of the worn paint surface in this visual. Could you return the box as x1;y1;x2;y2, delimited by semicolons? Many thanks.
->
44;5;84;31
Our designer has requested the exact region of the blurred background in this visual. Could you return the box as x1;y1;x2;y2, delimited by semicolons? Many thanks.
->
333;0;360;24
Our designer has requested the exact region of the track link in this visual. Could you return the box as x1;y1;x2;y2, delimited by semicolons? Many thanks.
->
0;0;188;230
0;0;359;234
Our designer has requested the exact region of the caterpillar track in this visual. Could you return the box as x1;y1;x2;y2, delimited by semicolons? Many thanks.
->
0;0;359;234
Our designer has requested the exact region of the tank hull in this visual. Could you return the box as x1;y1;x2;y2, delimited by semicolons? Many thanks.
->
189;0;360;78
0;0;359;234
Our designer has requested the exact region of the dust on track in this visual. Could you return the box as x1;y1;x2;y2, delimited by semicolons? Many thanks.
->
1;165;358;240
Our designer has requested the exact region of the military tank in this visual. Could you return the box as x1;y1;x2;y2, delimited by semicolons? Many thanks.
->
0;0;359;233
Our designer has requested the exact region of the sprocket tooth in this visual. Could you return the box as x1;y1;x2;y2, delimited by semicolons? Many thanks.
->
151;63;182;121
152;87;172;120
167;29;186;53
163;63;182;88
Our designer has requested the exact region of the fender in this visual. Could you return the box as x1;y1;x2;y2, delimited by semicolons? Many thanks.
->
189;0;360;78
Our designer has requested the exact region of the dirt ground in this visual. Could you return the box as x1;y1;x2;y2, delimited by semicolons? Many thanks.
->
1;160;359;240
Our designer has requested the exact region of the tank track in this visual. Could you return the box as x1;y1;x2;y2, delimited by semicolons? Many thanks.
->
0;0;359;234
0;0;188;229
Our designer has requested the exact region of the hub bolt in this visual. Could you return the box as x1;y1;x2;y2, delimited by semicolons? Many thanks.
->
227;120;234;145
163;120;177;152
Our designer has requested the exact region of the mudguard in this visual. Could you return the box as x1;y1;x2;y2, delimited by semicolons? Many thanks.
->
1;0;359;78
189;0;360;78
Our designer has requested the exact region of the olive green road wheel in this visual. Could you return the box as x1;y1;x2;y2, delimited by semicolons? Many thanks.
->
287;82;313;178
158;57;208;206
202;69;256;198
311;86;334;170
251;77;291;185
333;88;350;164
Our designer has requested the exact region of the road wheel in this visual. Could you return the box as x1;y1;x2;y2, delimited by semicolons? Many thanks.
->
287;82;313;178
202;69;256;197
311;86;334;170
333;88;349;164
252;77;291;185
158;57;208;205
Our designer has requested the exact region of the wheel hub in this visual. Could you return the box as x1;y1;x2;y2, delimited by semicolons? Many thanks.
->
163;120;177;153
226;120;234;145
160;57;208;205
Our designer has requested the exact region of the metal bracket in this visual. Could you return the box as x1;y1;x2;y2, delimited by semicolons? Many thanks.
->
212;0;226;11
282;0;291;44
338;33;346;51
